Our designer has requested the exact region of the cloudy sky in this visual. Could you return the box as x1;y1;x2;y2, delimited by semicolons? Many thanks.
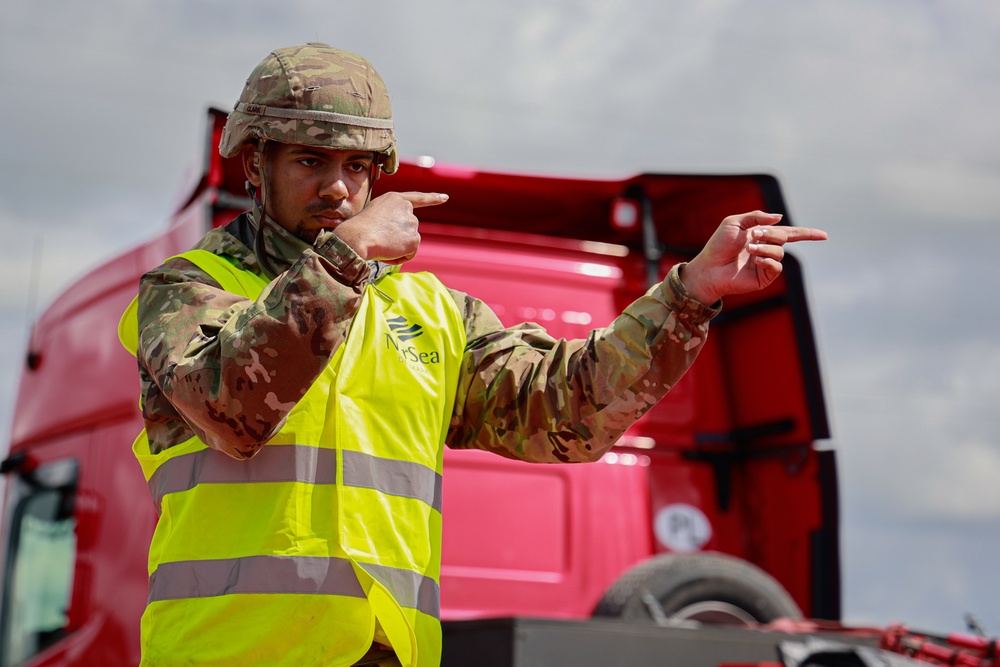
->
2;0;999;635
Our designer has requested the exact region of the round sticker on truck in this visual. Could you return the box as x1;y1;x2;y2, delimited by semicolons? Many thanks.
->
654;503;712;553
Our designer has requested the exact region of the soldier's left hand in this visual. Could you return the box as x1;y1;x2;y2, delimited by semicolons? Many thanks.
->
679;211;828;304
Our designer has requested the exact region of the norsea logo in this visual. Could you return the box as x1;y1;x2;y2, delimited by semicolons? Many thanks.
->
385;315;440;367
388;315;423;341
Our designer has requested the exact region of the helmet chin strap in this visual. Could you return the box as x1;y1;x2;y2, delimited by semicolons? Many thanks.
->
365;154;381;207
248;141;281;280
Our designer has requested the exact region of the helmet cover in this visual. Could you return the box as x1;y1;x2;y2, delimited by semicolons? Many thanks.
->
220;43;397;174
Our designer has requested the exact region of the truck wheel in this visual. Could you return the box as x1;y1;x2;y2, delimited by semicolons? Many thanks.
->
592;553;802;626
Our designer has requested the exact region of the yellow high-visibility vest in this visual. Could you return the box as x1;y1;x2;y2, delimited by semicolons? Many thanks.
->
120;249;466;666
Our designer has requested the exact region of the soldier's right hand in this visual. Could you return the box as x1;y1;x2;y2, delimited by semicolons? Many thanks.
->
333;191;448;265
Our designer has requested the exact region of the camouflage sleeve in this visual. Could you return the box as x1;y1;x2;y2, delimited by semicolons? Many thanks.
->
137;230;371;460
446;263;720;463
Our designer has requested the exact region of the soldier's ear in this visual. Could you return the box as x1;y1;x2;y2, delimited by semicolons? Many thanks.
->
242;143;263;188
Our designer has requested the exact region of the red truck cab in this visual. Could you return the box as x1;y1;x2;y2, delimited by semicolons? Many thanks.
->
0;109;836;667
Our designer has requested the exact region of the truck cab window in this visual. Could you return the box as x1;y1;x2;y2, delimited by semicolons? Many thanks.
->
1;458;78;667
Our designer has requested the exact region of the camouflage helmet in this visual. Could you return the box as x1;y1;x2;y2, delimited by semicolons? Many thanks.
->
220;43;397;174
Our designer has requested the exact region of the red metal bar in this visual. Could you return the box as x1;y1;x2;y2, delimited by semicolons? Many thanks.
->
879;624;1000;667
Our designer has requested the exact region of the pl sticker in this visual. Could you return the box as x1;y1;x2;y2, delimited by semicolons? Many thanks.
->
654;503;712;553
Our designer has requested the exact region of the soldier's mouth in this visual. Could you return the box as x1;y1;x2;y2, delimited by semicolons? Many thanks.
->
314;214;345;226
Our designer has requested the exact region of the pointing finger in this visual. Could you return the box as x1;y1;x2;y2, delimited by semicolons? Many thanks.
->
789;227;828;242
397;191;450;208
751;226;828;244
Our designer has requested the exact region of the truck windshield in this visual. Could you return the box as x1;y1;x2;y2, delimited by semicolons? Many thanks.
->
1;459;78;667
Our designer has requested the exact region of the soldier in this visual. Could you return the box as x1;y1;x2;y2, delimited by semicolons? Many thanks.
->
121;43;826;667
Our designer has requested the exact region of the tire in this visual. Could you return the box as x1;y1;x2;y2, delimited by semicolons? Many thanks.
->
592;552;803;626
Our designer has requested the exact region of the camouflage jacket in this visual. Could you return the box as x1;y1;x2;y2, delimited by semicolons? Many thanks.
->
135;212;720;463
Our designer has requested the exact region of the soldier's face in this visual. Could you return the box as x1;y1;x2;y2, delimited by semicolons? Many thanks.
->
244;143;374;244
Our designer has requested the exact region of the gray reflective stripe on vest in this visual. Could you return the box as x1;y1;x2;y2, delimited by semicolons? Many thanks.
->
148;555;363;602
148;446;441;513
149;556;441;617
358;562;441;618
342;450;443;511
146;444;336;514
